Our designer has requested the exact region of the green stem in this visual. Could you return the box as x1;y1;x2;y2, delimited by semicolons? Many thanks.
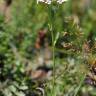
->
51;26;55;96
47;5;56;96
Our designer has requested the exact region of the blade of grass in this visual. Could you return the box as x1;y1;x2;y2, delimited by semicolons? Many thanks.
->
74;74;86;96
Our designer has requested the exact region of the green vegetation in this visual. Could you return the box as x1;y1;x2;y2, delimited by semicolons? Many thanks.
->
0;0;96;96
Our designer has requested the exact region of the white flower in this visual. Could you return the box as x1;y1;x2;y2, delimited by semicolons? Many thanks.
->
37;0;68;4
37;0;52;4
45;0;52;4
57;0;68;4
37;0;44;4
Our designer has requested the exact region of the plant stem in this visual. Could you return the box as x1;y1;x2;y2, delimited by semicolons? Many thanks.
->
51;26;55;96
47;5;56;96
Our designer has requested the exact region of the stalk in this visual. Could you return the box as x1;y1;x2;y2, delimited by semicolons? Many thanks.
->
47;5;56;96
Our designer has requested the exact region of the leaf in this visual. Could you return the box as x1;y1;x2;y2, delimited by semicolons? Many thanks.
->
9;85;17;93
3;89;12;96
15;91;25;96
19;86;28;90
54;32;60;46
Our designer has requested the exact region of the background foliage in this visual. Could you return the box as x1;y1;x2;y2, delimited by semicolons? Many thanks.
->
0;0;96;96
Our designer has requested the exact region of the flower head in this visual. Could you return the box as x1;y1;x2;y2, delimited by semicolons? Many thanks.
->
57;0;68;4
37;0;68;4
45;0;52;4
37;0;44;4
37;0;52;4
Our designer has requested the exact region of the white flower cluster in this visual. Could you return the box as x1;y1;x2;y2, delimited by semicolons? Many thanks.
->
57;0;68;4
37;0;51;4
37;0;68;4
